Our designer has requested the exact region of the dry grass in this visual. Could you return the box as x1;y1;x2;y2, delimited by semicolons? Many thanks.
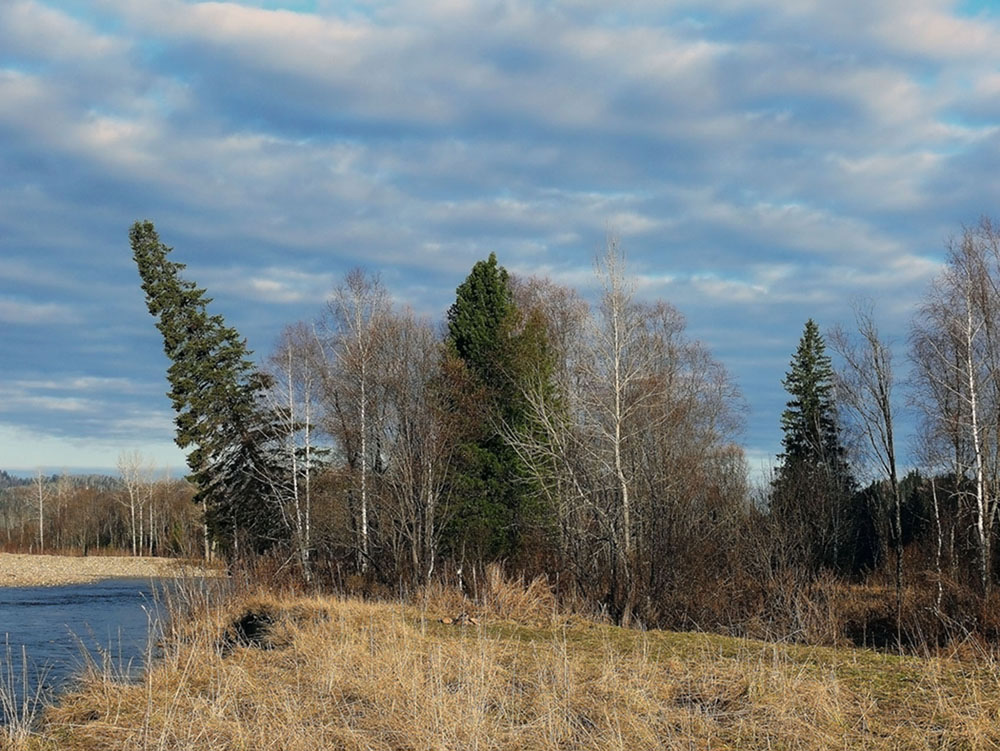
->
415;564;570;629
8;574;1000;750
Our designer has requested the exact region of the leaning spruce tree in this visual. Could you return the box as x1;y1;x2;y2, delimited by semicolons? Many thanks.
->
130;220;281;556
774;319;855;570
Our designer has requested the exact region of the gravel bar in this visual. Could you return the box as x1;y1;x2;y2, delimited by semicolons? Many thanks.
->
0;553;222;587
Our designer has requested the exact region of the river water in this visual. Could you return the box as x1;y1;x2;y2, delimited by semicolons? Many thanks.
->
0;578;165;721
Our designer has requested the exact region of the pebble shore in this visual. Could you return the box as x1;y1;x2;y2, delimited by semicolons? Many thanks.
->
0;552;221;587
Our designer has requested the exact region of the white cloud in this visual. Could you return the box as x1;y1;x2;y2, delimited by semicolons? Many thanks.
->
0;0;128;66
8;376;138;393
0;421;184;473
1;0;998;472
607;211;661;237
830;151;942;210
197;266;336;304
0;297;76;324
690;274;770;304
874;4;1000;59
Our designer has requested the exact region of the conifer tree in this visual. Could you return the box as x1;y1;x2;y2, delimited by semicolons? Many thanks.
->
779;319;846;468
445;253;551;560
447;253;515;392
773;319;855;570
130;220;281;555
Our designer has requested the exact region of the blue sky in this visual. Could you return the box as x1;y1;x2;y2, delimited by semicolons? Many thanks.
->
2;0;999;480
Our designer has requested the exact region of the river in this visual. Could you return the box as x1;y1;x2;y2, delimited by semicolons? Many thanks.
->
0;578;165;723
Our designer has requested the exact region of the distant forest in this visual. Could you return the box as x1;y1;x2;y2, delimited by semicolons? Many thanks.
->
0;469;201;556
0;470;28;490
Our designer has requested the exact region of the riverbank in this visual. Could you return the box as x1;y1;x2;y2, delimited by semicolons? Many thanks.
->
0;552;220;587
13;583;1000;750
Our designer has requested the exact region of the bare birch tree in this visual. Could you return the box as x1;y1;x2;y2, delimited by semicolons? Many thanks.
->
33;469;48;551
912;219;1000;594
504;241;744;623
264;322;325;581
378;310;470;583
117;449;154;556
584;240;655;577
320;269;391;574
509;276;591;567
832;302;903;649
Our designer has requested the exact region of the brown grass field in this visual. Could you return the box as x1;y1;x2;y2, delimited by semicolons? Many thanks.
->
6;573;1000;750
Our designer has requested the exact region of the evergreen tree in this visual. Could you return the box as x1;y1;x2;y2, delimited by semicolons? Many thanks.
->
779;319;847;468
130;220;282;555
447;253;515;392
773;319;855;570
444;253;552;561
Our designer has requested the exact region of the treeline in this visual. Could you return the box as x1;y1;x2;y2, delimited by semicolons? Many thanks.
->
0;470;29;490
0;471;201;555
127;218;1000;649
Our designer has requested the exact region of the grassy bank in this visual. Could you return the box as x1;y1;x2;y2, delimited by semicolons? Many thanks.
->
5;577;1000;750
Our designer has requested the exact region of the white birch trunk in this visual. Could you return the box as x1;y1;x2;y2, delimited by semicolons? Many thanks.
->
966;300;989;592
34;469;45;551
360;359;369;573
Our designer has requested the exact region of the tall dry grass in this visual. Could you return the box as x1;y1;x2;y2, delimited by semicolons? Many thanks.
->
3;568;999;750
415;563;569;628
0;639;50;749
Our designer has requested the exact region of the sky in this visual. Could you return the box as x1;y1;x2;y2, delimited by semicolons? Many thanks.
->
2;0;999;480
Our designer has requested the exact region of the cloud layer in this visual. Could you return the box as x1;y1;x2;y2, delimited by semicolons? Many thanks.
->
2;0;999;475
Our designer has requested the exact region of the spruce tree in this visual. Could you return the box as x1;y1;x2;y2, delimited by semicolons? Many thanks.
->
773;319;855;570
444;253;550;560
779;319;845;467
130;220;281;555
447;253;515;392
